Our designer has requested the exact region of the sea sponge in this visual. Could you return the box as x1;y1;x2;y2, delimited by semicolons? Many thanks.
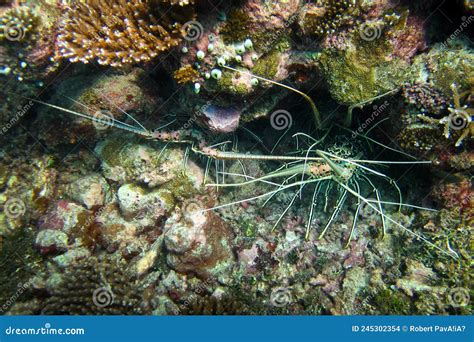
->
56;0;195;67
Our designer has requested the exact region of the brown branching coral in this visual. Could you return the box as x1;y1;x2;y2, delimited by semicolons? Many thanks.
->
42;255;151;315
173;64;200;84
56;0;195;67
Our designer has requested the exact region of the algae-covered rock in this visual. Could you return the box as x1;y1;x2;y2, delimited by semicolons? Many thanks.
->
35;229;69;254
117;183;174;222
411;45;474;97
319;41;412;106
67;173;111;209
220;0;300;51
95;138;203;189
396;259;439;297
164;200;236;283
318;9;428;106
38;200;92;235
36;69;160;145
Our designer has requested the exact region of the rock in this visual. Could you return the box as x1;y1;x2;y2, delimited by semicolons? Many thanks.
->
134;240;162;276
36;68;161;145
52;247;91;268
396;259;438;296
68;173;110;209
197;104;241;133
38;200;92;235
95;204;149;256
238;242;260;273
95;139;204;189
117;183;174;223
35;229;69;254
135;249;158;276
164;200;235;283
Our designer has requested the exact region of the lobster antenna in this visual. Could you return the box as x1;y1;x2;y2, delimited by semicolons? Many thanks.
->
222;65;322;127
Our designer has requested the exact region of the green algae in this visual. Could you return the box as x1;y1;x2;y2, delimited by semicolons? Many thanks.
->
252;51;282;80
412;46;474;96
217;69;252;96
220;9;251;44
161;170;199;201
319;39;412;106
373;289;411;315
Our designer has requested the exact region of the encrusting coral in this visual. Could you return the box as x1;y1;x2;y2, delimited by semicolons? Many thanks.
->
56;0;195;67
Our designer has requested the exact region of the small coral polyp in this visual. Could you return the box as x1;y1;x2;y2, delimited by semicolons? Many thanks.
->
56;0;195;67
0;6;39;42
300;0;356;36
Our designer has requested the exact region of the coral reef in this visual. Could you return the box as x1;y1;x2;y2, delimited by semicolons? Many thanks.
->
0;2;60;127
0;0;472;318
396;45;473;159
402;82;448;115
56;0;195;66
